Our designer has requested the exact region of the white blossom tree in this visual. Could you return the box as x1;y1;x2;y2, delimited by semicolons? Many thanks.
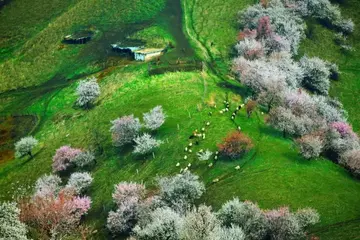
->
143;106;166;131
133;134;163;155
110;115;142;147
76;77;100;109
15;136;38;158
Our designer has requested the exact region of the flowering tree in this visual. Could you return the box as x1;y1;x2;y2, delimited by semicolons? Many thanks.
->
110;115;142;147
52;146;82;172
107;182;147;235
296;134;324;159
133;207;183;240
257;16;272;38
339;150;360;177
19;189;91;239
66;172;93;194
218;132;253;159
34;174;62;197
217;198;268;240
15;136;38;158
211;225;246;240
76;77;100;109
143;106;166;131
157;172;205;212
72;151;96;168
181;205;219;240
0;201;28;240
330;122;353;137
133;134;163;155
235;38;264;60
300;56;331;95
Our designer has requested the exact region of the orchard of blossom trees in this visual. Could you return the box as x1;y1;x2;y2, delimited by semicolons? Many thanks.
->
106;172;320;240
234;0;359;176
110;106;166;155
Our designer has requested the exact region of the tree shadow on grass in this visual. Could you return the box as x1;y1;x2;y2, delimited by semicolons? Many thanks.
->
217;80;249;99
258;125;285;139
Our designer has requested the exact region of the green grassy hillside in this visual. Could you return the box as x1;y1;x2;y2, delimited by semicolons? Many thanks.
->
1;0;360;239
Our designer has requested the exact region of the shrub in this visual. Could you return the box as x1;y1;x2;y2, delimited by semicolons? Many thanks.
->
339;149;360;177
300;56;331;95
327;129;360;155
76;77;100;109
217;198;268;240
19;189;91;238
143;106;166;131
313;95;347;123
34;174;62;197
0;201;28;240
107;207;137;235
295;208;320;229
66;172;93;194
211;225;246;240
218;132;253;159
72;151;96;168
110;115;142;147
246;100;257;118
133;134;163;155
296;134;324;159
15;136;38;158
157;172;205;212
197;149;213;161
133;207;183;240
181;205;219;240
52;146;82;172
335;19;355;34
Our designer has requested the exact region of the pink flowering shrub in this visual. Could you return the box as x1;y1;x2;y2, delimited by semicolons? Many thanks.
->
330;122;353;137
52;146;82;172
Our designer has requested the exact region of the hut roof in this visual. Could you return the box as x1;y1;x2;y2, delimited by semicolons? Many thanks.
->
134;48;164;55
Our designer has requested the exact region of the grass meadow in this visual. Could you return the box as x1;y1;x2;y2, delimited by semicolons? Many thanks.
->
1;0;360;239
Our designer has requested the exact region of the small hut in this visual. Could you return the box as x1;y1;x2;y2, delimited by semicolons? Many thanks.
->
64;30;94;44
111;43;165;61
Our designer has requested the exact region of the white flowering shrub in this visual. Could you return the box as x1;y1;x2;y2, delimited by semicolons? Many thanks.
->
300;56;331;95
72;151;95;168
197;150;213;161
143;106;166;131
110;115;142;147
133;207;183;240
34;174;62;197
133;134;163;155
76;77;100;109
0;201;28;240
339;149;360;177
66;172;93;194
15;136;38;158
157;172;205;212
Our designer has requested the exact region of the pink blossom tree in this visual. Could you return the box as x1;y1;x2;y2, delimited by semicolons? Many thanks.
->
52;146;82;172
